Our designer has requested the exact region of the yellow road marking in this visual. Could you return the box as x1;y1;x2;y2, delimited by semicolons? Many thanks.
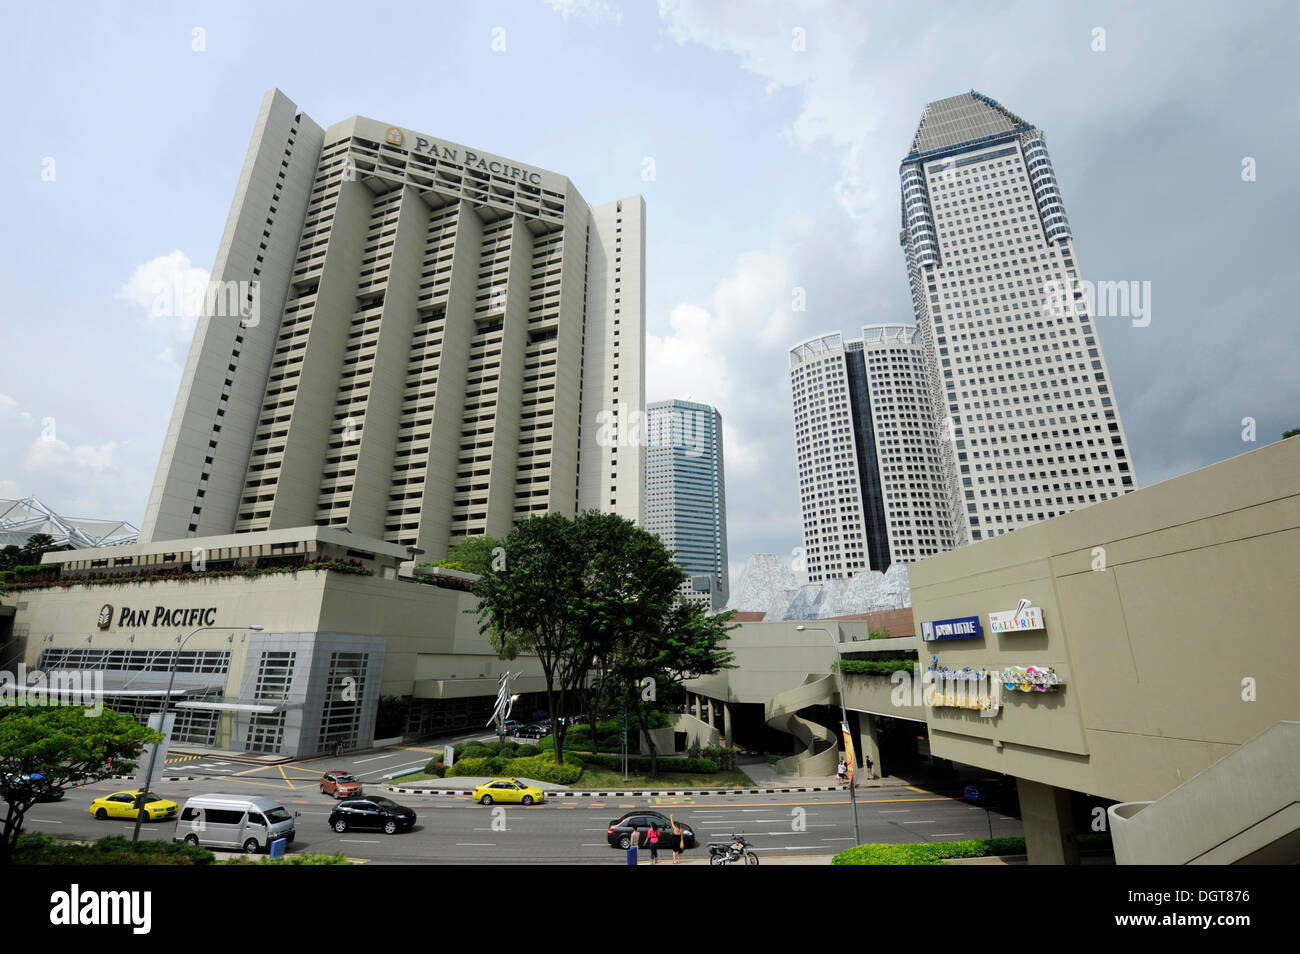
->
205;776;294;791
398;746;443;754
907;786;929;794
278;766;297;790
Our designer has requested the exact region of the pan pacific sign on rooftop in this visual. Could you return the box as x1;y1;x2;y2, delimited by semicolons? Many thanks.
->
373;123;548;187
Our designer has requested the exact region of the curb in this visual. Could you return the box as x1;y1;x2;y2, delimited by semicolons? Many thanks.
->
112;774;196;782
382;784;855;797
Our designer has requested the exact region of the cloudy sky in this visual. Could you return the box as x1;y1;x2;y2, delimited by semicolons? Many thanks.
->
2;1;1297;585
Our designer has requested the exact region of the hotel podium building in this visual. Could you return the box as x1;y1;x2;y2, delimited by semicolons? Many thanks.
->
0;89;646;758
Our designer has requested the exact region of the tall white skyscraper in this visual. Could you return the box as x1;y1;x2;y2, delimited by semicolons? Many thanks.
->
899;91;1137;545
789;325;948;583
644;400;728;609
141;89;644;556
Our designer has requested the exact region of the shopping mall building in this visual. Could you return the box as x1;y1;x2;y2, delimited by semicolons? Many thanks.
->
684;437;1300;864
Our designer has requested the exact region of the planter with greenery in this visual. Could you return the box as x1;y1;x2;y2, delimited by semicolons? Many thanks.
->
1;557;371;594
839;659;916;676
832;833;1111;865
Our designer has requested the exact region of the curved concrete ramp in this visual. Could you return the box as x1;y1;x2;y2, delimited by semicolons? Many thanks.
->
1108;720;1300;864
764;672;839;777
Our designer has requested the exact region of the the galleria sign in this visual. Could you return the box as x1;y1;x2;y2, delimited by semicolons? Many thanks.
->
99;604;218;629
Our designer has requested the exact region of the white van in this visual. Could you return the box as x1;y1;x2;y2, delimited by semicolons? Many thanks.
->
173;794;297;854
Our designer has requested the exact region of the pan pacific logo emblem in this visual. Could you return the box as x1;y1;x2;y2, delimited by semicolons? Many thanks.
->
97;604;113;630
384;126;403;146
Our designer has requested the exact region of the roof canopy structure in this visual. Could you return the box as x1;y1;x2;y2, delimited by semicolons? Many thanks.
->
908;90;1030;159
0;496;140;550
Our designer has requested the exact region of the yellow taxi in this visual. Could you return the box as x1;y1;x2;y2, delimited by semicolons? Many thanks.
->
472;778;546;806
89;790;179;822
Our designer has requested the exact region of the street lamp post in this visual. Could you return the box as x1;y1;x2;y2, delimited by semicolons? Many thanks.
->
796;624;862;846
131;624;263;842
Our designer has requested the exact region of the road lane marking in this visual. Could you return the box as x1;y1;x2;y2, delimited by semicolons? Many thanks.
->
354;754;399;764
340;839;380;843
455;843;496;846
278;766;298;790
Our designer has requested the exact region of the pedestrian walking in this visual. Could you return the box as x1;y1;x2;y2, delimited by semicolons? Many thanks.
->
671;815;684;865
864;754;874;780
626;825;639;866
647;822;661;865
836;757;847;784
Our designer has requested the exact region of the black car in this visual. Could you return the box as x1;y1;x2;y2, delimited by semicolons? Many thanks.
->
606;810;695;850
328;796;417;835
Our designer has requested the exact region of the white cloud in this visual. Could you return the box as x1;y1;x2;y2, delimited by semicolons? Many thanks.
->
0;479;20;499
544;0;622;23
118;249;210;366
24;434;117;474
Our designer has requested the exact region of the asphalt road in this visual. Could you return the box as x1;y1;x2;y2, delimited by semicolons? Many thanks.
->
18;744;1024;865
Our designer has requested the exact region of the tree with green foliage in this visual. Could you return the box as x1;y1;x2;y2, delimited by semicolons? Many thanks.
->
431;535;503;576
0;546;23;573
606;598;735;775
0;707;160;864
473;514;600;764
1284;428;1299;439
18;533;58;566
473;510;734;773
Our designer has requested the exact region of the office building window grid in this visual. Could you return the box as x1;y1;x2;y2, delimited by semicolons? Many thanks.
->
898;91;1137;545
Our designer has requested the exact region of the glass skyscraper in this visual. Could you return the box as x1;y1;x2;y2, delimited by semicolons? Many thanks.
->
644;400;728;609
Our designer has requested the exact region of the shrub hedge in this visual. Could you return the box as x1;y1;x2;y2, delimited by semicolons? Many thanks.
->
222;852;353;865
581;753;718;774
0;557;371;593
452;740;541;761
832;833;1110;865
447;750;583;785
14;833;355;865
839;659;916;676
13;833;216;865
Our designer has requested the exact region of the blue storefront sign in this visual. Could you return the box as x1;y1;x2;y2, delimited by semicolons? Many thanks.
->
921;615;983;641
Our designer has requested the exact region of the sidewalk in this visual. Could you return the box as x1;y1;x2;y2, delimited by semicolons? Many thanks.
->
740;757;908;792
